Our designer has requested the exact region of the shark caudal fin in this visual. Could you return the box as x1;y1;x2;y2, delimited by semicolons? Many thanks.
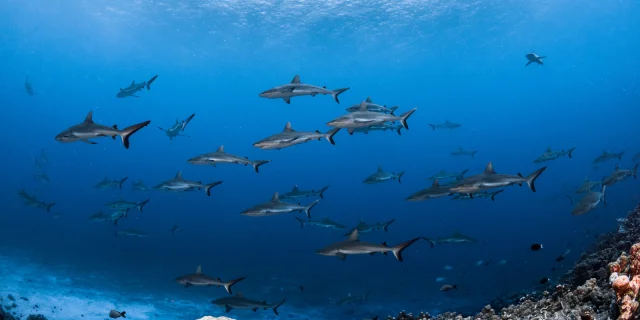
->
388;106;399;115
204;181;224;196
318;185;330;199
46;202;56;213
118;177;129;189
523;167;547;192
223;276;247;295
421;237;436;249
119;120;151;149
304;199;321;218
567;147;576;159
295;217;306;228
146;75;158;90
252;160;271;173
399;108;417;130
137;199;150;212
331;88;350;104
428;124;437;131
392;238;420;262
633;163;639;180
396;126;402;135
272;298;286;316
396;172;405;184
181;113;195;131
325;128;340;145
383;219;395;232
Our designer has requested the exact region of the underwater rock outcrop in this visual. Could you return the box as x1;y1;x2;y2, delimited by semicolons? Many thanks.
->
387;202;640;320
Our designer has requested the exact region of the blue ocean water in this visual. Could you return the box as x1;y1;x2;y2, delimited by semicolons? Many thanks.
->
1;0;639;319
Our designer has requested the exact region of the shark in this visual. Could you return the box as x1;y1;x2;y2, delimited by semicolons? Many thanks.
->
115;74;158;98
115;229;147;237
18;189;55;213
344;219;395;236
316;229;420;262
95;176;129;190
153;171;223;196
428;169;469;181
572;186;606;216
603;163;638;187
108;209;129;226
593;150;625;164
211;294;286;315
451;147;478;158
259;75;349;104
33;173;50;183
336;292;369;305
350;123;403;135
406;179;452;201
533;147;576;163
170;224;181;236
525;53;546;66
89;211;109;222
428;120;461;130
175;265;246;294
281;185;330;200
187;145;271;173
158;113;195;140
451;189;505;201
345;97;398;114
362;166;404;184
422;232;479;248
449;162;547;195
104;198;150;212
253;122;340;150
295;217;346;229
55;111;151;149
326;101;417;134
132;180;148;191
25;76;35;96
241;192;320;218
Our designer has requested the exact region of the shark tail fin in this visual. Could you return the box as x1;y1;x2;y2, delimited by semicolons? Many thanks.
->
428;124;436;131
389;106;399;115
396;172;405;184
633;163;639;180
146;75;158;90
319;185;330;199
272;298;286;316
325;128;340;145
396;126;402;136
491;189;504;201
399;108;417;130
567;147;576;159
295;217;305;228
524;167;547;192
383;219;395;232
181;113;195;131
205;181;224;196
619;151;626;160
46;202;56;213
421;237;436;248
525;61;533;66
460;169;470;178
602;185;607;206
564;194;575;205
304;199;321;218
392;238;420;262
137;199;150;212
223;276;246;295
118;177;129;189
331;88;349;104
119;120;151;149
252;160;271;173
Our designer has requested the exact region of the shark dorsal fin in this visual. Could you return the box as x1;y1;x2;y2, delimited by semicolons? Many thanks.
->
432;179;440;188
377;166;383;173
271;192;280;202
84;111;94;124
446;120;451;124
196;265;202;274
365;96;373;103
131;80;135;85
615;164;620;171
348;229;359;241
585;176;589;181
484;162;496;174
283;122;293;132
175;171;183;180
217;145;224;153
545;147;552;152
356;220;367;228
291;75;301;84
292;185;299;192
358;101;367;111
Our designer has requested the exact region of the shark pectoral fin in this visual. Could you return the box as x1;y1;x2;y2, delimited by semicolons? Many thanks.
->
347;128;355;135
133;95;140;98
252;308;258;312
337;253;347;260
184;283;192;288
225;305;233;313
80;139;97;145
283;97;291;104
382;252;388;256
369;252;376;256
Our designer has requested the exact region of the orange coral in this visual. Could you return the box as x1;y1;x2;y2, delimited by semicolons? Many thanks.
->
611;243;640;320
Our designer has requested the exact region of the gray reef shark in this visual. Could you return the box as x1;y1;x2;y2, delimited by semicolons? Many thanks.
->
336;292;369;305
451;189;505;201
351;123;403;135
428;169;469;181
175;265;246;294
18;189;55;212
211;294;286;315
345;97;398;114
187;145;271;173
104;198;150;212
33;173;50;183
406;179;452;201
572;186;606;216
259;75;349;104
281;185;329;200
593;150;625;164
241;192;320;218
316;229;420;262
428;120;461;130
533;147;576;163
451;147;478;158
326;101;417;134
422;232;479;248
115;229;148;237
95;176;128;190
449;162;547;195
55;111;151;149
158;113;195;140
115;74;158;98
363;166;404;184
525;53;545;66
295;217;346;230
253;122;340;150
89;211;109;222
344;219;395;236
603;163;638;187
132;180;148;191
154;171;223;196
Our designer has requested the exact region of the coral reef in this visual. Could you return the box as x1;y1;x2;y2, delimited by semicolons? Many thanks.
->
196;317;236;320
0;294;48;320
387;202;640;320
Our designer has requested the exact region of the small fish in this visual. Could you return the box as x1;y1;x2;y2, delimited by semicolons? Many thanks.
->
530;243;543;251
109;310;126;318
435;277;446;282
539;278;550;284
440;284;457;291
